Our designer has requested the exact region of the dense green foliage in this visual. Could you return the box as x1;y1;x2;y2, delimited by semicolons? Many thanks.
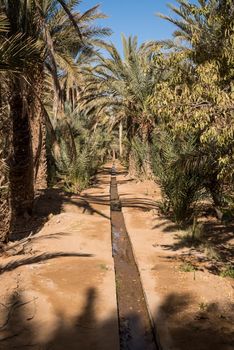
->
49;106;112;192
148;0;234;222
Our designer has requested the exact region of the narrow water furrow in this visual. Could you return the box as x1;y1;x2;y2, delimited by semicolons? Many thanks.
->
110;167;159;350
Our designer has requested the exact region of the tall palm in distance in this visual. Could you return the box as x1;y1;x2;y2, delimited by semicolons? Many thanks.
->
80;36;167;173
80;35;162;173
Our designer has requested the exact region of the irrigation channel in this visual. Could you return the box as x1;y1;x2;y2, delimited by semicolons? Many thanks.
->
110;165;160;350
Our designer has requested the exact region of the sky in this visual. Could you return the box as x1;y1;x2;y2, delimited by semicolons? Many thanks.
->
78;0;181;53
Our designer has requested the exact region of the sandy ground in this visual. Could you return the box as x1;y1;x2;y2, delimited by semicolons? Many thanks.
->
0;164;233;350
0;170;119;350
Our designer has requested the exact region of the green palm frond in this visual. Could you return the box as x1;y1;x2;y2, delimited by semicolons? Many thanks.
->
0;33;42;72
77;4;108;22
152;131;204;224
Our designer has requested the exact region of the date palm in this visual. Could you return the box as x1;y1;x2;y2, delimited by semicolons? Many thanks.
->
0;0;110;229
81;36;157;138
80;35;160;174
30;1;111;189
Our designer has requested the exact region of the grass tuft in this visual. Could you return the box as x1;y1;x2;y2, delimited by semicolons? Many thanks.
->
220;265;234;279
179;262;197;272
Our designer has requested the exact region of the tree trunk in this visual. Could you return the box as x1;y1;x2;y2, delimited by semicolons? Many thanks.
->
0;160;10;242
126;116;138;177
142;127;153;180
9;78;34;218
31;107;48;190
30;72;48;190
119;121;123;158
206;179;224;207
128;149;138;178
0;88;11;242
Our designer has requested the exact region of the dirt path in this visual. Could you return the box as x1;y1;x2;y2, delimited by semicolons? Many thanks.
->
0;169;119;350
0;164;233;350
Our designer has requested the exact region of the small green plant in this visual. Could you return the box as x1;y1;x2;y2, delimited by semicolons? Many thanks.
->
198;302;209;312
220;265;234;279
190;217;204;240
179;262;196;272
202;243;220;261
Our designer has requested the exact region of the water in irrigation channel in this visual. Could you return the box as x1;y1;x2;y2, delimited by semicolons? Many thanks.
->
110;166;160;350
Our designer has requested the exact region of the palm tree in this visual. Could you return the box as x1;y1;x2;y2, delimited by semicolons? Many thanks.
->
0;11;43;240
0;0;111;228
0;1;45;219
80;35;159;175
30;1;111;190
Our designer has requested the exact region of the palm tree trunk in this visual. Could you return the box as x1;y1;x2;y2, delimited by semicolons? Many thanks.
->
126;116;137;177
31;113;48;190
9;78;34;218
119;121;123;158
142;126;153;179
0;160;10;242
30;71;48;190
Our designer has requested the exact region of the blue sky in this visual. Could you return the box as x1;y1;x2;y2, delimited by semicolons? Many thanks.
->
79;0;181;53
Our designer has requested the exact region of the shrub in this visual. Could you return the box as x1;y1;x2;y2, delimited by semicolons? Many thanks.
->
51;109;111;193
130;136;150;177
152;131;203;224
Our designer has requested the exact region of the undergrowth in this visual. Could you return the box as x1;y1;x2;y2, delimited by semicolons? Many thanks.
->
49;108;112;193
220;265;234;279
179;262;197;272
152;132;204;225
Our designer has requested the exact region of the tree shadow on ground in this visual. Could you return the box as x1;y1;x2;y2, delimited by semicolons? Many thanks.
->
97;167;128;177
152;219;181;232
10;189;65;241
10;188;111;241
121;197;158;211
64;193;159;213
9;167;155;242
10;164;113;240
159;220;233;251
0;251;93;275
63;195;111;220
155;218;234;274
155;292;234;350
0;289;233;350
93;178;134;186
